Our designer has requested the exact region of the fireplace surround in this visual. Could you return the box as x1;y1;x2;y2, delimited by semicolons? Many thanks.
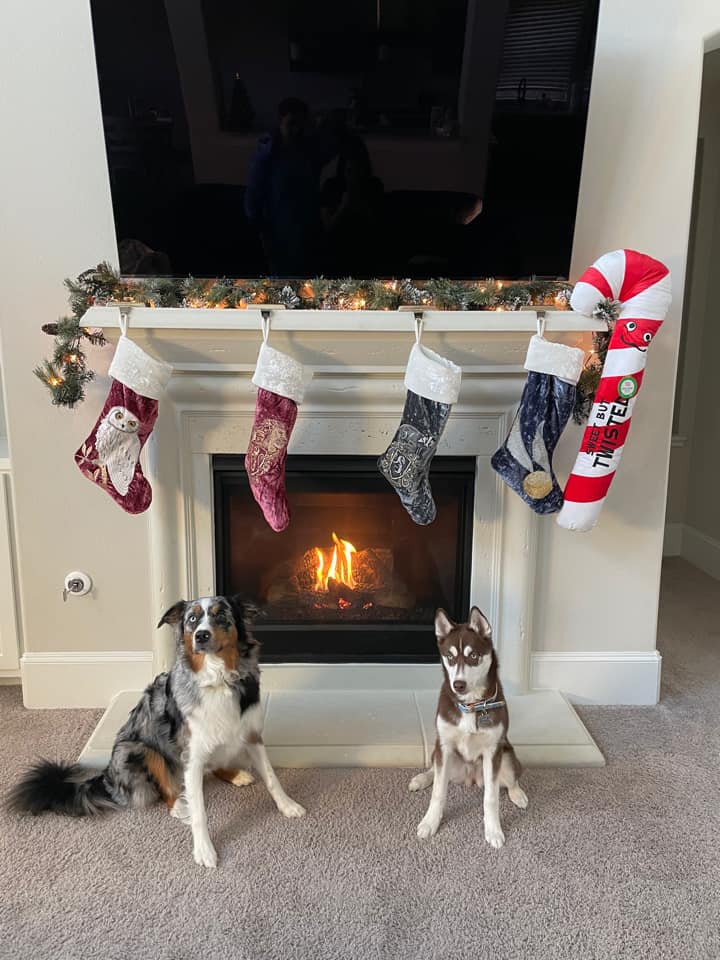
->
76;311;605;768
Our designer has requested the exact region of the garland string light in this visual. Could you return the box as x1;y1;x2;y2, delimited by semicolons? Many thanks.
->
37;262;585;410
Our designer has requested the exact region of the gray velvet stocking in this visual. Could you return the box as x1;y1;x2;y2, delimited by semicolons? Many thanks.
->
377;389;452;525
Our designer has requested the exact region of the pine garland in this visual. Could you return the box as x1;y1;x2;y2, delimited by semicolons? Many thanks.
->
39;263;606;411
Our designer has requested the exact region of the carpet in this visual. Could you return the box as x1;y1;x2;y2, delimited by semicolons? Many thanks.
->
1;557;719;959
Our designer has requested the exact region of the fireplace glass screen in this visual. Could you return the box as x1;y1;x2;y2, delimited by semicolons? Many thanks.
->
214;455;475;661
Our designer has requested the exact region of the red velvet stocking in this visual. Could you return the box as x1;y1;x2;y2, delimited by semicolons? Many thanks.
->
244;342;310;532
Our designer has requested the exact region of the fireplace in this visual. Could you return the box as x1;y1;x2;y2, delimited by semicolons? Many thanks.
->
213;455;475;661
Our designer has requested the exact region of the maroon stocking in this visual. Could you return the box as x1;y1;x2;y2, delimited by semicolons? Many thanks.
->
244;342;310;532
75;335;172;514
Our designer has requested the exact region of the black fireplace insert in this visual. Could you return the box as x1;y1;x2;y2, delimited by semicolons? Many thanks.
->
213;455;475;661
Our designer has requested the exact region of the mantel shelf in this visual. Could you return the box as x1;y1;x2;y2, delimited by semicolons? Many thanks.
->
83;305;604;334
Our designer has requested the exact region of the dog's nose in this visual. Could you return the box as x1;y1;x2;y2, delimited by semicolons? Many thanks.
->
194;630;211;647
453;680;467;693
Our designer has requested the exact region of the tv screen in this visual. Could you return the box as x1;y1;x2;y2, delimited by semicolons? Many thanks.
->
90;0;599;280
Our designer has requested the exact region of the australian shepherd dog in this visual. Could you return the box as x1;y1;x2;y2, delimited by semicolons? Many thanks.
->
8;595;305;868
409;606;527;847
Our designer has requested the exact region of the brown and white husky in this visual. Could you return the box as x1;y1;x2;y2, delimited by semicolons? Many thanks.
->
409;607;528;847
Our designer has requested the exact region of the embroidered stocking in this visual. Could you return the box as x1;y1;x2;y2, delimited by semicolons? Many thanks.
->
491;334;584;514
378;343;461;525
245;343;311;532
74;336;172;514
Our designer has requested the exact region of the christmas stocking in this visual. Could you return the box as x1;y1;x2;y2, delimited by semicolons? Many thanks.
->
378;343;461;525
491;334;584;514
245;342;312;532
75;335;172;514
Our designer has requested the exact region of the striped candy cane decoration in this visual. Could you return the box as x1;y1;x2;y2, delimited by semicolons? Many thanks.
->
557;249;672;532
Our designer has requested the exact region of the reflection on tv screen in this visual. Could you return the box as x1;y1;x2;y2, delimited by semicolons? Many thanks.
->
91;0;599;280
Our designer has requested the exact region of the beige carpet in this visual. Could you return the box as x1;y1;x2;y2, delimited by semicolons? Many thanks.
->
1;557;719;960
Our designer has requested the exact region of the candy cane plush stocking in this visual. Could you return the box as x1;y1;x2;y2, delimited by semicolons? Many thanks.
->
557;249;671;532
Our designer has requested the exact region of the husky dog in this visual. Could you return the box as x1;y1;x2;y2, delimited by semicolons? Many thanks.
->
409;607;527;847
8;596;305;868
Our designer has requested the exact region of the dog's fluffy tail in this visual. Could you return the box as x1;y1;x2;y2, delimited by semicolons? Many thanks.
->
7;759;119;817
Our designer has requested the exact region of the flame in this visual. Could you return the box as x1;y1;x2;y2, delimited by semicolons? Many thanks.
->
313;532;357;592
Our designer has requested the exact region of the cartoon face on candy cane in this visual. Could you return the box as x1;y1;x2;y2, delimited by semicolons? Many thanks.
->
617;318;662;352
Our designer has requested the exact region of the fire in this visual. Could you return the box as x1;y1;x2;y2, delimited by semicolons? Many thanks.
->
314;532;357;592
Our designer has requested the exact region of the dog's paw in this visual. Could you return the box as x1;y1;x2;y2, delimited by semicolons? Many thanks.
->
508;785;528;809
170;798;191;824
408;771;432;792
484;824;505;849
278;798;306;819
417;815;441;839
193;837;218;869
229;769;255;787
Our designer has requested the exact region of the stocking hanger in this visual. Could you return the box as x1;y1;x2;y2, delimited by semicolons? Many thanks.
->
414;311;424;343
261;309;271;343
119;305;132;337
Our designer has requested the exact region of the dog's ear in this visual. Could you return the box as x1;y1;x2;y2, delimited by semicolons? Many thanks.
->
227;595;261;640
435;608;455;641
468;606;492;638
157;600;186;628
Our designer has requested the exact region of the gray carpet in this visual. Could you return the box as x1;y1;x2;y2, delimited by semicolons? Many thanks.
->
1;557;719;959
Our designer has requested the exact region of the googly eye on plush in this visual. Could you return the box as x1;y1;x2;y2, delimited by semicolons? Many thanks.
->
626;321;637;331
115;411;123;420
643;332;652;343
128;420;138;429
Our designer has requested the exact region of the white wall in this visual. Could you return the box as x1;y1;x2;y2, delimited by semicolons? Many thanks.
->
534;3;720;651
1;0;718;702
0;0;154;657
664;49;720;577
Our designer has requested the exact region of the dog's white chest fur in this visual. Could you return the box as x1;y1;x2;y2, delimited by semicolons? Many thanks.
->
186;656;261;761
438;713;504;764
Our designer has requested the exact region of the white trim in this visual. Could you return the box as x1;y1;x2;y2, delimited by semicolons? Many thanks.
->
663;522;683;556
20;651;153;709
404;342;462;403
251;342;311;404
682;524;720;580
530;651;662;705
260;663;441;691
84;305;607;334
108;335;172;400
524;335;584;384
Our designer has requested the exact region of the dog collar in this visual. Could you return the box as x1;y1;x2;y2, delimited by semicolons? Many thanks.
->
456;687;505;720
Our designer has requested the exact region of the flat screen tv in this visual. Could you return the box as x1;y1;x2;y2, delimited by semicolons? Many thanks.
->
90;0;599;280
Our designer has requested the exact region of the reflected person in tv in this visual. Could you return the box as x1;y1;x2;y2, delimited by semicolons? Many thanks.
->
320;135;385;276
244;97;339;276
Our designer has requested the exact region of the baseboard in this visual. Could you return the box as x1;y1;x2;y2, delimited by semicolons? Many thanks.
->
20;651;154;708
681;524;720;580
530;651;662;705
663;522;683;557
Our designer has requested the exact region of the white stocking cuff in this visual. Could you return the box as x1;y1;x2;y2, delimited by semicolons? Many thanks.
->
109;335;173;400
252;342;311;404
524;335;584;385
404;343;462;404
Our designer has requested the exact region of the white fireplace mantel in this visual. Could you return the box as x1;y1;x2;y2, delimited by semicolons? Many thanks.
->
79;306;605;769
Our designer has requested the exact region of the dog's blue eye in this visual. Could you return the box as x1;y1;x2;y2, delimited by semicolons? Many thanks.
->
188;615;197;624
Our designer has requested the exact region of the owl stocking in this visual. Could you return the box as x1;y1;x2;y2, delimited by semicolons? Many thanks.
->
74;335;172;514
245;341;312;532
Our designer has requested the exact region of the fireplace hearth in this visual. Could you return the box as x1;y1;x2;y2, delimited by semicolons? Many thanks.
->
214;455;475;661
